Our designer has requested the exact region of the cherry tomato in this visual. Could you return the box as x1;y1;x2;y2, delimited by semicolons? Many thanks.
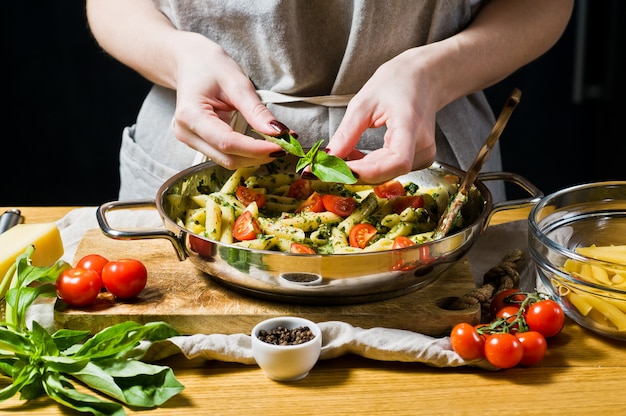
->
75;254;109;278
392;195;424;214
321;194;356;217
392;236;415;249
515;331;548;366
56;267;102;307
490;289;527;317
288;178;314;200
290;242;316;254
495;305;521;319
235;185;266;208
525;299;565;338
233;210;261;241
374;180;405;199
390;236;417;270
101;258;148;299
450;323;485;360
349;223;377;248
484;333;524;369
295;191;324;213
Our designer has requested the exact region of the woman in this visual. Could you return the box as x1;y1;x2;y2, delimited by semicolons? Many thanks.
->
86;0;573;200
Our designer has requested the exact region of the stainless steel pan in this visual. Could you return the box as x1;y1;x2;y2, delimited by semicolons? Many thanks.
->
97;157;541;305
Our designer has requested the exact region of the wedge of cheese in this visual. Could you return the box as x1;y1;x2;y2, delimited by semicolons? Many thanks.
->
0;223;64;285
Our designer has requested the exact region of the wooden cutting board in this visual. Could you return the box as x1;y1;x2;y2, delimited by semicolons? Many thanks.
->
54;229;480;336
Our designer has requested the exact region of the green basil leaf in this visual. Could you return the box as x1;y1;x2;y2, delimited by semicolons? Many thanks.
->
296;140;323;172
52;328;91;351
75;321;179;360
0;326;30;354
311;151;358;184
30;320;59;356
76;359;184;407
0;358;18;378
0;362;37;401
44;372;125;416
253;130;305;157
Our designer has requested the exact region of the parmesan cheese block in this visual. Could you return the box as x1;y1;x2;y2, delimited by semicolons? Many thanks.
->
0;223;64;284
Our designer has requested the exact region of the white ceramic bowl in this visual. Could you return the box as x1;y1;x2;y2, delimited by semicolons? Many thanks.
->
251;316;322;381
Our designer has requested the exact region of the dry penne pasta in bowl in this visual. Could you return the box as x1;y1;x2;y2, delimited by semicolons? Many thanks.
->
529;181;626;340
98;155;541;304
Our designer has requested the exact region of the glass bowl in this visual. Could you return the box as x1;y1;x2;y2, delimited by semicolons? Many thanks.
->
528;181;626;341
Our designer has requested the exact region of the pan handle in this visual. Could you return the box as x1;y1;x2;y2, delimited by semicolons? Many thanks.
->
96;199;188;261
477;171;544;231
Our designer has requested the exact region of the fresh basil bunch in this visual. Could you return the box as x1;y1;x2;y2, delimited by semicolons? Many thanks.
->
0;246;183;415
254;130;358;184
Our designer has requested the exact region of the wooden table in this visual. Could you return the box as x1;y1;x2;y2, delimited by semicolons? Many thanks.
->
2;206;625;415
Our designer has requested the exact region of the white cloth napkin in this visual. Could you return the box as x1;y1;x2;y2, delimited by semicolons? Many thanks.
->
29;207;529;370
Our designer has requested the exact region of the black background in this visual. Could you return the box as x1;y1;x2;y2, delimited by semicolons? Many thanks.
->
3;2;624;207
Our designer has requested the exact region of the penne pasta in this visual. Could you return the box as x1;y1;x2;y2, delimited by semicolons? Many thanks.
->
177;169;455;255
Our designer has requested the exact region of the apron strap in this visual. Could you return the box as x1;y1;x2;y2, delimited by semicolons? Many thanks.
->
192;91;354;165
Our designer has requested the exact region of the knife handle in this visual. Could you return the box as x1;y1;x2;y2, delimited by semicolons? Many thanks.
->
0;209;23;234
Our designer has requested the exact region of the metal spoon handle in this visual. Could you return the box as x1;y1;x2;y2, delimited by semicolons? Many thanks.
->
433;88;522;239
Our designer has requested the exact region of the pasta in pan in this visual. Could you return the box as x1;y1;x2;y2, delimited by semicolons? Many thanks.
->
174;165;459;254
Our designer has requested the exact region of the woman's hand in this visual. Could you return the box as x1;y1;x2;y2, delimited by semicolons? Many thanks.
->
326;0;574;184
326;48;439;184
171;33;288;169
87;0;288;170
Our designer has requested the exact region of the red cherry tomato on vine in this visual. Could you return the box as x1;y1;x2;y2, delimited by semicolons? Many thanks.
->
374;180;405;199
101;259;148;299
450;323;485;360
56;267;102;307
495;305;521;319
349;223;377;248
484;333;524;369
75;254;109;279
515;331;548;366
525;299;565;338
490;288;527;317
322;194;356;217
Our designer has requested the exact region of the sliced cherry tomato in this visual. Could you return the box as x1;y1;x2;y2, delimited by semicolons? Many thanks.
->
75;254;109;279
349;223;377;248
392;195;424;214
489;289;527;317
290;242;316;254
288;178;314;200
525;299;565;338
450;323;485;360
101;258;148;299
235;185;266;208
374;180;405;199
56;267;102;307
295;191;325;213
515;331;548;366
233;210;261;241
484;333;524;369
322;194;356;217
391;236;417;271
392;236;416;249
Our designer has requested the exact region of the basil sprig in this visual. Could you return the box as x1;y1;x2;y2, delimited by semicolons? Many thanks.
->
0;246;183;415
254;130;357;184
